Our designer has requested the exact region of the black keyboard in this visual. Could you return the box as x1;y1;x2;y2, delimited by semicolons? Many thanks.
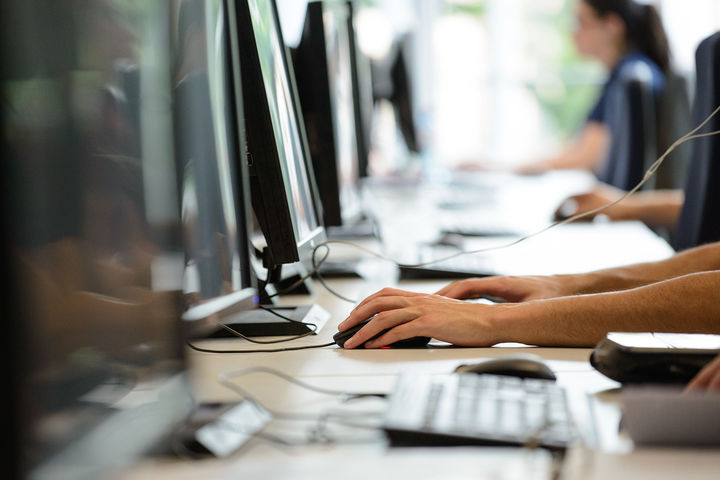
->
382;373;576;450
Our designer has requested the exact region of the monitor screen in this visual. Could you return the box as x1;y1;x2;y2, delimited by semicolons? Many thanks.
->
322;2;363;224
2;0;193;478
235;0;326;267
347;0;374;178
173;0;257;336
291;1;363;228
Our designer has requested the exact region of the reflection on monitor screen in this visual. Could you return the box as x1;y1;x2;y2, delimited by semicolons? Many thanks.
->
3;1;192;478
174;0;256;333
247;0;322;246
323;5;362;224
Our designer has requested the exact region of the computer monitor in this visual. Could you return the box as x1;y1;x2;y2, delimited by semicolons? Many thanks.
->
347;0;375;179
2;1;193;477
173;0;258;339
292;1;364;229
373;34;420;155
233;0;326;273
390;36;420;155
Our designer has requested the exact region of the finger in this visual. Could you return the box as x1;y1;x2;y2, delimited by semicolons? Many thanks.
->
350;287;426;314
435;279;480;297
343;309;419;349
363;319;425;349
708;372;720;391
436;278;507;300
339;295;414;331
686;356;720;391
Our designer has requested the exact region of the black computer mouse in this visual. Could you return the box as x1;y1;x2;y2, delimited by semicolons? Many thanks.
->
334;318;431;349
454;354;556;381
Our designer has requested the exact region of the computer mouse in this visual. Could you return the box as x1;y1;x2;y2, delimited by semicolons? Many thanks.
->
454;353;556;381
334;318;431;349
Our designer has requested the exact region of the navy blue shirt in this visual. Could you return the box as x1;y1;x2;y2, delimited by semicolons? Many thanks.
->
587;52;665;125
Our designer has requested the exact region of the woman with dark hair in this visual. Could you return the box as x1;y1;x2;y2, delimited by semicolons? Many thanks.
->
519;0;670;174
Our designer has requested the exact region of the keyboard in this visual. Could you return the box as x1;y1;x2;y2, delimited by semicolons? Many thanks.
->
398;244;499;279
382;373;577;450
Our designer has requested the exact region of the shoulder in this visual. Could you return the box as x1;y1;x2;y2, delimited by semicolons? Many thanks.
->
616;53;665;91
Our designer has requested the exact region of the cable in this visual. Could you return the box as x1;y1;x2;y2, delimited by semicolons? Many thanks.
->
213;367;387;447
265;246;331;299
187;339;336;354
310;104;720;271
311;244;359;304
219;366;386;399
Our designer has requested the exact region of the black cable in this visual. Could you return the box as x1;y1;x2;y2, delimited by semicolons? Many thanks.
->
187;340;337;354
311;244;359;304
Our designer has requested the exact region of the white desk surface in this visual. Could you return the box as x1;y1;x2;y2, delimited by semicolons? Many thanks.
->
123;276;720;480
120;173;720;479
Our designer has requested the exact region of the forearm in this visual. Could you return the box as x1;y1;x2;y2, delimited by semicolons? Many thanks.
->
552;241;720;295
612;190;684;229
492;270;720;347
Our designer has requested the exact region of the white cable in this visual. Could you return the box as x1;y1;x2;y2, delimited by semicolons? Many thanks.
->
318;104;720;269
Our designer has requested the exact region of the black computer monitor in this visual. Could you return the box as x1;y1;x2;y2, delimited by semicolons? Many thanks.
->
292;1;364;229
390;36;420;155
373;34;420;155
2;1;194;477
232;0;327;271
173;0;258;339
347;0;375;179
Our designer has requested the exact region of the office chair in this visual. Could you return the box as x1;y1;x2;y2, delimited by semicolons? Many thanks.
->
597;63;659;191
674;32;720;251
655;70;693;190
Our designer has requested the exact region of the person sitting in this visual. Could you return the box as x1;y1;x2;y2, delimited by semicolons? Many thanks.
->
518;0;669;176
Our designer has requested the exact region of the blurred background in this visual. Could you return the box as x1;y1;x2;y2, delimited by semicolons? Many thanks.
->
279;0;720;177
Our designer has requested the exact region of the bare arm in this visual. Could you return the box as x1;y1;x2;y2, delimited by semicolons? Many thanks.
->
559;185;684;230
339;270;720;349
517;121;609;173
437;241;720;301
494;270;720;347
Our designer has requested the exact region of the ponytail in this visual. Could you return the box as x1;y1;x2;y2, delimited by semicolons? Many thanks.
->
584;0;671;72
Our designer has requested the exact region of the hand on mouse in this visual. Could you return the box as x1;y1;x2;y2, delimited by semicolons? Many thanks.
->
337;287;513;349
554;184;627;221
435;275;572;303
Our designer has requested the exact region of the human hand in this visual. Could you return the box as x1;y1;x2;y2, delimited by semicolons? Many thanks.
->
554;184;626;221
337;287;510;349
435;275;570;303
686;355;720;392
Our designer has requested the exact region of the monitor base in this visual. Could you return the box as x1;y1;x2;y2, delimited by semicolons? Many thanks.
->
206;304;330;337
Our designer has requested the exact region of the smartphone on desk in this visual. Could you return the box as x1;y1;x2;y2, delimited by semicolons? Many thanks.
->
590;332;720;385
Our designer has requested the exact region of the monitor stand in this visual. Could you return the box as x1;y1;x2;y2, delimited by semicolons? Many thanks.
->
205;303;330;337
325;215;378;240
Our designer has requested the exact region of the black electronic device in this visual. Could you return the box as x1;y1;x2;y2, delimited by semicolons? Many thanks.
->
382;373;576;450
234;0;326;270
333;318;431;349
2;1;195;477
174;0;259;340
373;34;420;155
291;1;376;237
346;0;375;179
454;354;557;381
226;0;331;335
590;332;720;384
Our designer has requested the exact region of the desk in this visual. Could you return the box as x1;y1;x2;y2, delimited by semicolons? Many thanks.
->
121;173;720;479
122;275;720;480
